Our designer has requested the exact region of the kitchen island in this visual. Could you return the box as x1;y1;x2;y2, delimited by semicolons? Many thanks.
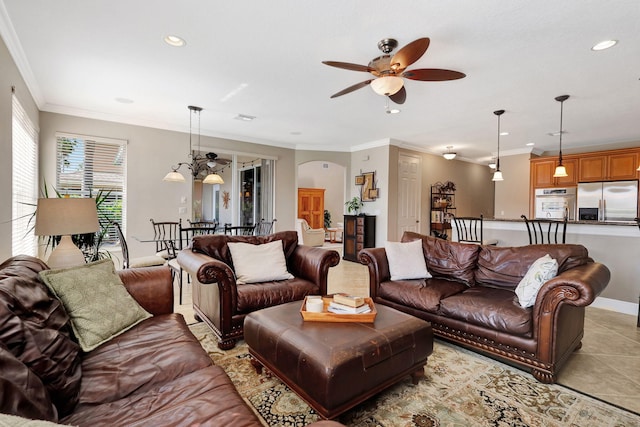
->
466;218;639;315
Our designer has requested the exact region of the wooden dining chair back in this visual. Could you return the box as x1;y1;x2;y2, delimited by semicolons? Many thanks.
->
254;218;277;236
521;215;568;244
149;219;180;259
113;222;165;269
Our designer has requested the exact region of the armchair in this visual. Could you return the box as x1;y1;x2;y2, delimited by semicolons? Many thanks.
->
295;218;325;246
177;231;340;349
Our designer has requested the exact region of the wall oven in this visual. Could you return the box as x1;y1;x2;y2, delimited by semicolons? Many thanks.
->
534;187;576;220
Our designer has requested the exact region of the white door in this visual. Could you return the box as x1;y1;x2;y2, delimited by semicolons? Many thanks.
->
398;154;421;237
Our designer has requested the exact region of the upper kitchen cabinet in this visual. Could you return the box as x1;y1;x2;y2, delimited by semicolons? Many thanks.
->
578;150;639;182
531;157;578;188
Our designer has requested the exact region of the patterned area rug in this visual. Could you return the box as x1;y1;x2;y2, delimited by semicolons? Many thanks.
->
189;323;640;426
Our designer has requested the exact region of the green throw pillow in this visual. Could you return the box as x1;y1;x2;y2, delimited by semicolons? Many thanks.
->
39;259;152;352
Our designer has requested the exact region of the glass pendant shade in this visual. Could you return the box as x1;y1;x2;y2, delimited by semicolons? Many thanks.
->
202;173;224;185
163;170;186;182
553;165;568;178
370;76;404;96
492;170;504;181
443;153;456;160
492;110;505;182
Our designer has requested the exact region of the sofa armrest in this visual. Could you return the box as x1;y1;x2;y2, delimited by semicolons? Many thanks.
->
118;265;174;315
288;245;340;295
177;250;239;309
358;247;390;299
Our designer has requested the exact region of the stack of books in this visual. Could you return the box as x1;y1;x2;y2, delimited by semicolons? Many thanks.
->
327;294;371;314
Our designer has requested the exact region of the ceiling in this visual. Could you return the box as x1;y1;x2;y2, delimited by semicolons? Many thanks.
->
1;0;639;163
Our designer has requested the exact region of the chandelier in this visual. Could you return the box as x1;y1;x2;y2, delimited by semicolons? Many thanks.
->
163;106;224;185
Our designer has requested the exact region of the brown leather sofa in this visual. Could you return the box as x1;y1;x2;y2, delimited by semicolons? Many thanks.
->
178;230;341;349
359;232;611;383
0;255;343;427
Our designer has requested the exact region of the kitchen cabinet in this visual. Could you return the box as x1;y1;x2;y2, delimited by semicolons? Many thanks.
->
530;158;578;188
297;188;324;229
578;151;639;182
343;215;375;262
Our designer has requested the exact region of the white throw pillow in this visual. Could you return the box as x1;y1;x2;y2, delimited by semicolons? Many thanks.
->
515;254;559;308
385;239;432;281
228;240;294;284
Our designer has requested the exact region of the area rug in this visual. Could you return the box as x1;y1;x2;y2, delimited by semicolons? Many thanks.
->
189;323;640;426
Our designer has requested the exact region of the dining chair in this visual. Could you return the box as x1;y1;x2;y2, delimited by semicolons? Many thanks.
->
521;215;568;244
451;214;497;245
254;218;277;236
113;222;165;269
149;219;180;260
187;219;219;232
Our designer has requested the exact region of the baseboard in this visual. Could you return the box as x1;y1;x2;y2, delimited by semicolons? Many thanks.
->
592;296;638;316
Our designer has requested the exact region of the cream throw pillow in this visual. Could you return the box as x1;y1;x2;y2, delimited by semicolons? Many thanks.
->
385;239;432;280
39;259;152;352
515;254;558;308
228;240;294;284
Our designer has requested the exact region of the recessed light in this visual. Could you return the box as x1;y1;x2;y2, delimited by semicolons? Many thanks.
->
235;114;255;121
591;40;617;51
500;132;509;136
386;108;401;114
526;142;535;146
115;97;134;104
164;35;186;47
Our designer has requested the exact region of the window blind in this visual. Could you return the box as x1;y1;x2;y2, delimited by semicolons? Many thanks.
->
12;93;38;257
55;134;127;244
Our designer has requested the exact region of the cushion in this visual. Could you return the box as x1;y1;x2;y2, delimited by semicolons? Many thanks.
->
514;254;558;308
227;240;294;284
39;259;152;352
0;255;82;419
385;240;432;280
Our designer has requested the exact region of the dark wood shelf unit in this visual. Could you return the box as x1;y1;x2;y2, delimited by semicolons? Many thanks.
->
343;215;375;262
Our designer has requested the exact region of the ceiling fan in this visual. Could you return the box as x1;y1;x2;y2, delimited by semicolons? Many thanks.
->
205;152;231;167
322;37;466;104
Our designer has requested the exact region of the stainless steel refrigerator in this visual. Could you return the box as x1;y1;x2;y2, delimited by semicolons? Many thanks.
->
577;180;638;222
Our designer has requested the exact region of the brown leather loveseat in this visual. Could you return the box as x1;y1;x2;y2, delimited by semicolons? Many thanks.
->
359;232;610;383
178;230;340;349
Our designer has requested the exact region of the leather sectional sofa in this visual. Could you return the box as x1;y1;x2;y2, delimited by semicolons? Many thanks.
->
359;232;611;383
178;230;341;349
0;255;342;427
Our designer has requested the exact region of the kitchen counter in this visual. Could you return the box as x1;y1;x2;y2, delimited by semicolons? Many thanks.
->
487;217;638;226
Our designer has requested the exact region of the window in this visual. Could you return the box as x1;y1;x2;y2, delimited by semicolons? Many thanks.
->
12;93;38;256
55;134;127;244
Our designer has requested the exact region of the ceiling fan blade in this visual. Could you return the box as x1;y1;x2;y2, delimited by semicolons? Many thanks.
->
330;80;374;98
388;86;406;104
402;68;466;81
322;61;376;73
390;38;430;72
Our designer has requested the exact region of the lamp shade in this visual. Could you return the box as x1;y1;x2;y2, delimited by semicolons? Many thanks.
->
553;165;568;178
492;170;504;181
370;76;404;96
202;173;224;185
163;170;186;182
35;198;99;237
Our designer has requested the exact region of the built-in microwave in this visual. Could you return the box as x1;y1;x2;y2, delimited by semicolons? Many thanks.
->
534;188;576;220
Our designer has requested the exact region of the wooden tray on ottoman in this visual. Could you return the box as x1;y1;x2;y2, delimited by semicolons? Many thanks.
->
300;296;377;323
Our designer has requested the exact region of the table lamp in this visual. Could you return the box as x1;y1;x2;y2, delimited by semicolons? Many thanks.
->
34;198;99;269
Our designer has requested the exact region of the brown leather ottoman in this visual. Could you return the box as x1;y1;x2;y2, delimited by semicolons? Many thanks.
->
244;300;433;419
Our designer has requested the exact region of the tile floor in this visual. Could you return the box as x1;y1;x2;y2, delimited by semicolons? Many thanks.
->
173;244;640;414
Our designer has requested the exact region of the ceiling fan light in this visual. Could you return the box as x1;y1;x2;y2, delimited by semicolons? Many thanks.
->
202;173;224;185
163;170;185;182
370;76;404;96
492;170;504;181
553;165;568;178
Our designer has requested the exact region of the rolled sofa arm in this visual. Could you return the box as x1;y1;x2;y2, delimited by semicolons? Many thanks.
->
358;247;391;299
289;245;340;295
118;265;173;315
534;261;611;314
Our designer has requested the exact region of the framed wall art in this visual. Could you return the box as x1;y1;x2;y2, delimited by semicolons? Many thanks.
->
355;175;364;185
361;171;376;202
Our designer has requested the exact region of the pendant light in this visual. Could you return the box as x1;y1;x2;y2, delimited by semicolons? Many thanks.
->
553;95;570;178
163;106;224;185
443;146;457;160
492;110;505;181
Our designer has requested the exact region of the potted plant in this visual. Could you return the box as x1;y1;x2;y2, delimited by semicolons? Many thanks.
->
324;210;332;228
345;197;364;215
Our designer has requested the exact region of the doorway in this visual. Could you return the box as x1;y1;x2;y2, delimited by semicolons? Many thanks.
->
297;161;346;229
397;153;422;236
